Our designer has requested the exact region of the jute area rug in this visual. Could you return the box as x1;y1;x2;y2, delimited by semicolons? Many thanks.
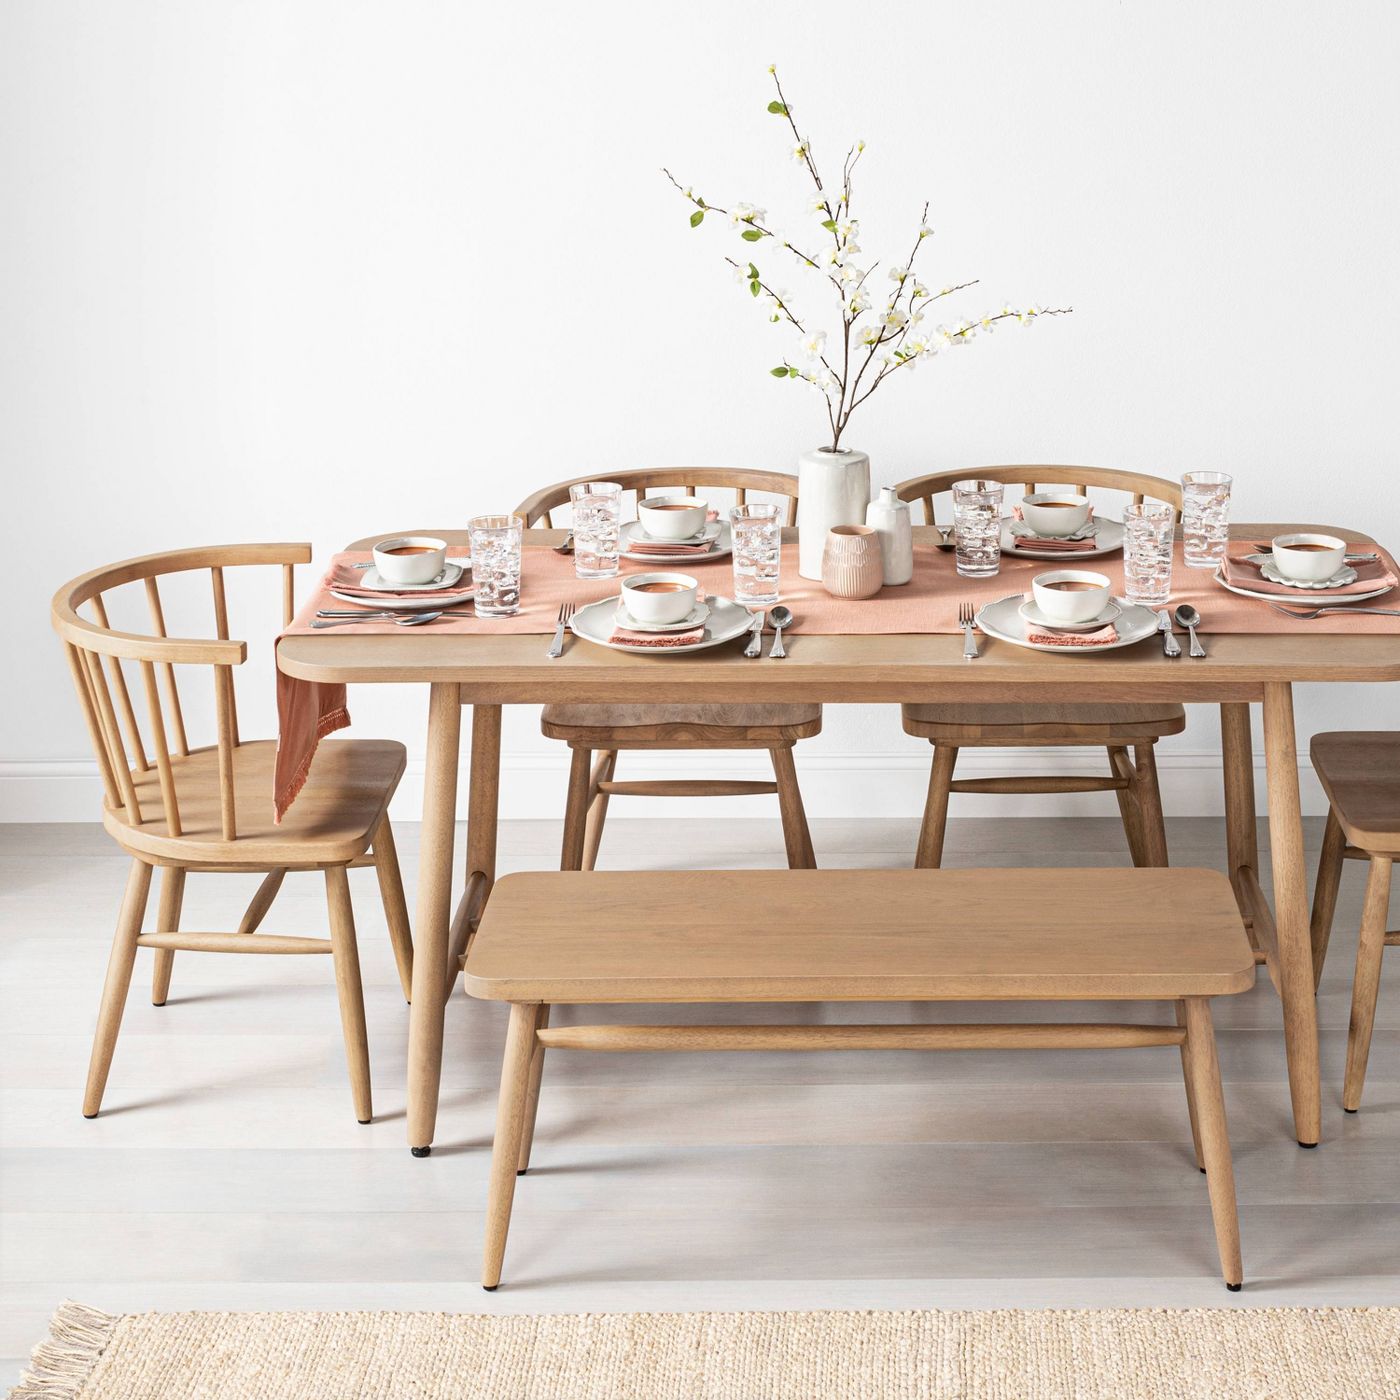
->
11;1300;1400;1399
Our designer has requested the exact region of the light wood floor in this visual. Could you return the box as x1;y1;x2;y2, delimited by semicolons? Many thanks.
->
3;816;1399;1384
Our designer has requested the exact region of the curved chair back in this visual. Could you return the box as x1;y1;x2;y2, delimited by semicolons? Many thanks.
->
514;468;799;528
50;544;311;841
892;466;1182;529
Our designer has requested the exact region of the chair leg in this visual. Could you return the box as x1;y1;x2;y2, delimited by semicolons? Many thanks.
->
516;1005;551;1175
1131;743;1169;867
914;745;958;869
150;866;185;1006
581;750;617;872
84;858;153;1118
371;817;415;1002
770;745;816;869
483;1002;545;1289
1175;1000;1205;1172
1181;997;1244;1289
1343;854;1392;1112
561;747;592;871
324;865;372;1124
1310;807;1346;990
1109;747;1148;867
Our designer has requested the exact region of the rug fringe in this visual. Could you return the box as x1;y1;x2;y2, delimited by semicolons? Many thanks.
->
10;1301;118;1400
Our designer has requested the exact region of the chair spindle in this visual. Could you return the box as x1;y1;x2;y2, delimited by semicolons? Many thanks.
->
139;659;182;837
143;577;189;756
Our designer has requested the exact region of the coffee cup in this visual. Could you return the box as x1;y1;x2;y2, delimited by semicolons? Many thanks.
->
1021;492;1091;538
372;536;448;586
1270;533;1346;583
620;572;699;625
1032;569;1112;624
637;496;707;541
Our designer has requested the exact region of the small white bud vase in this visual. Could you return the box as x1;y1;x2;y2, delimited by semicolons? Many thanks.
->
796;447;871;580
865;486;914;585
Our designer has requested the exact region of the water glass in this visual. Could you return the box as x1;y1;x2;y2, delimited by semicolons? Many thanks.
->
952;479;1004;578
1181;471;1233;569
1122;502;1175;607
467;514;522;617
730;502;782;607
569;480;622;579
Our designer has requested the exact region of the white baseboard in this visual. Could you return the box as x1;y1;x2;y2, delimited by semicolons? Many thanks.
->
0;751;1327;823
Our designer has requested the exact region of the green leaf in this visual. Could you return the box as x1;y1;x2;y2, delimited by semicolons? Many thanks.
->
740;228;764;242
748;262;759;278
750;279;760;297
689;209;704;227
770;366;790;377
788;367;800;378
821;219;837;232
767;100;788;115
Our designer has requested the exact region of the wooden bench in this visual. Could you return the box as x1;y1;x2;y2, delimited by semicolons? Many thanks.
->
464;868;1256;1291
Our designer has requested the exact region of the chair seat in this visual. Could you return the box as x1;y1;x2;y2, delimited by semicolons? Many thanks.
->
103;739;406;866
542;703;821;745
1311;732;1400;854
902;702;1186;746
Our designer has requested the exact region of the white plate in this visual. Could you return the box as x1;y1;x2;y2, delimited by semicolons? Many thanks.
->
1017;597;1123;633
1210;567;1393;606
1000;518;1124;559
620;520;732;562
570;594;753;654
1251;554;1359;590
976;593;1158;653
612;601;711;632
328;585;475;611
353;561;467;592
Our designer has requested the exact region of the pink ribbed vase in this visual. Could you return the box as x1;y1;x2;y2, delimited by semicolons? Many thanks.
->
821;525;885;599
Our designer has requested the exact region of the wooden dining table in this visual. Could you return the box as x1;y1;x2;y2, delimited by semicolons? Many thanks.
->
276;523;1400;1156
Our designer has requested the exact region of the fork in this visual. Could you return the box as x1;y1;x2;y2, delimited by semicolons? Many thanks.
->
1267;602;1400;621
547;602;574;657
959;601;979;659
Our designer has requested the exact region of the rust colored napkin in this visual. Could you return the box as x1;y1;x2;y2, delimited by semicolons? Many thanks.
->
1221;546;1399;598
626;536;721;556
607;625;706;647
1024;620;1120;647
274;665;350;824
1008;505;1099;554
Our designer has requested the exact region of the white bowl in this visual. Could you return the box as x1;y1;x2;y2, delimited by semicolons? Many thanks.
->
372;536;448;586
1021;492;1091;538
619;572;699;625
1031;569;1112;624
637;496;707;541
1270;533;1346;583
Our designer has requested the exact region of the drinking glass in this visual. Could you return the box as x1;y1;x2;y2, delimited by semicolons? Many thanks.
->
1181;471;1233;569
467;514;522;617
1122;501;1175;607
952;479;1004;578
730;502;782;607
569;480;622;579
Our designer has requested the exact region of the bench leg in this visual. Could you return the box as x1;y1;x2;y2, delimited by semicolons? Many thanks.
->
516;1005;551;1174
915;745;957;869
1175;1001;1205;1172
1344;855;1392;1112
1310;807;1346;990
1181;997;1243;1289
483;1002;544;1289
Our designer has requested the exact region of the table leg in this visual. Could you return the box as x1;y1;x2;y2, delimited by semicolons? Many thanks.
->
406;682;462;1157
1262;681;1322;1147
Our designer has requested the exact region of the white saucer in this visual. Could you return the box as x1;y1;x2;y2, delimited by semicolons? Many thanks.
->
353;561;467;592
620;521;731;563
1251;555;1359;590
329;584;474;611
613;601;711;633
570;594;753;653
976;593;1158;653
1001;518;1124;559
1017;597;1123;633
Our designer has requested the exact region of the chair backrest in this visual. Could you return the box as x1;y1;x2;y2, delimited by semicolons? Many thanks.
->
50;544;311;841
892;466;1182;528
513;468;800;528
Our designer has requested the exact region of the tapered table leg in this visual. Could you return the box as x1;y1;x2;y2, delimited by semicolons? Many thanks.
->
406;683;462;1156
1262;682;1322;1147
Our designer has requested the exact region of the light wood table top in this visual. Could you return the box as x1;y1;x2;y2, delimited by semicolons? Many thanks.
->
276;525;1400;698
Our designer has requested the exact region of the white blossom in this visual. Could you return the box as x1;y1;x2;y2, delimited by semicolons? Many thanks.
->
729;202;765;227
918;224;933;239
799;329;828;359
879;304;908;331
858;323;883;346
888;266;910;283
791;142;809;163
846;288;872;316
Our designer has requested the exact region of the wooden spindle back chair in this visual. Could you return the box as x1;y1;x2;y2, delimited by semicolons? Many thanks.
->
513;470;818;872
892;467;1187;869
51;544;414;1124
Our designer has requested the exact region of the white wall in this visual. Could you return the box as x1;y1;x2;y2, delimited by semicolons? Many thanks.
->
4;0;1399;822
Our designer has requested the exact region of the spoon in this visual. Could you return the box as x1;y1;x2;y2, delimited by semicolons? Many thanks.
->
768;605;793;659
311;611;445;628
934;525;956;552
1173;603;1206;658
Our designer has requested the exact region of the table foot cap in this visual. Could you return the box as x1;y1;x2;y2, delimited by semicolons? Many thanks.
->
82;1112;97;1120
1225;1282;1242;1293
1344;1107;1359;1115
410;1145;432;1158
1297;1140;1318;1149
483;1285;498;1293
358;1118;371;1126
1199;1167;1207;1174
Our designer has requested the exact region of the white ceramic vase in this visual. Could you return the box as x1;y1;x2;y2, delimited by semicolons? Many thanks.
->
796;447;871;580
865;485;914;585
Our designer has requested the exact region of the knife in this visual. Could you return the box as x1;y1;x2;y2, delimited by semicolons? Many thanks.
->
1157;610;1181;658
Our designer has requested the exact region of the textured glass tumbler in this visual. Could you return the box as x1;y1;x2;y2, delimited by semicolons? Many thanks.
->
1181;471;1233;570
1122;502;1176;607
569;480;622;579
468;514;523;617
952;479;1004;578
730;502;782;607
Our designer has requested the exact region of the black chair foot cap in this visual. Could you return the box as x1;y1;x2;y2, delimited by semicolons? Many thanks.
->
358;1118;371;1126
1344;1107;1358;1114
516;1168;527;1177
1298;1140;1318;1149
410;1145;432;1158
1199;1167;1207;1174
152;1001;166;1008
82;1112;97;1120
1226;1282;1242;1292
483;1285;498;1292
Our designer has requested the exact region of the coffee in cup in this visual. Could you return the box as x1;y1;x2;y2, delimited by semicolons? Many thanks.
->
1269;533;1346;583
1031;569;1112;624
1021;492;1091;538
372;536;448;586
620;571;699;624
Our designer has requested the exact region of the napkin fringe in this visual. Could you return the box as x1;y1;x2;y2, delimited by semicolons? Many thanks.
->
273;703;350;824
